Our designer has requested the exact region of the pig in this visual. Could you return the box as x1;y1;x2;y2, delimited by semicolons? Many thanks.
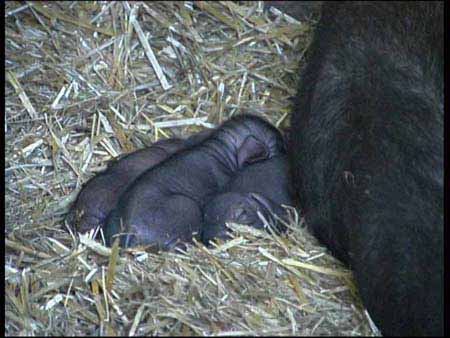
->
202;155;293;243
67;130;212;233
104;114;285;250
288;2;443;336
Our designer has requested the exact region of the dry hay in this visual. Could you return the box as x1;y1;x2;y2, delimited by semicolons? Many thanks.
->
5;2;379;336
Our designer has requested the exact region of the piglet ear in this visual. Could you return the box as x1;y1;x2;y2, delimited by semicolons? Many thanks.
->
237;135;268;167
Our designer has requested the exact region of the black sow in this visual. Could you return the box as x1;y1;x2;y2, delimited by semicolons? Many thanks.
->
289;2;443;336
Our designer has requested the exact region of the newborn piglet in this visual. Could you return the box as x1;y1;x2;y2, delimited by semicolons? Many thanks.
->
67;130;211;233
202;154;293;244
104;114;285;250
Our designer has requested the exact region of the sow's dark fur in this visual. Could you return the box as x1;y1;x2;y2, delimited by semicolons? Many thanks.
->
105;114;285;249
289;2;443;336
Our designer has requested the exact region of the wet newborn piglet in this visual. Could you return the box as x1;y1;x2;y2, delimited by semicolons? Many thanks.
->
104;114;285;250
202;154;293;244
66;130;212;233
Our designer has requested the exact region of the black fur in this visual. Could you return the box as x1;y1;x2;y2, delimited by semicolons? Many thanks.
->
289;2;443;336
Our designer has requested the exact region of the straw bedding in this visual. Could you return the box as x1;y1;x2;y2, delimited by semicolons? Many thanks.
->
5;2;378;335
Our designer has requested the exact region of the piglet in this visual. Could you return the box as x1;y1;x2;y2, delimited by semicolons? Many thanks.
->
104;114;285;249
67;130;212;233
202;154;293;243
